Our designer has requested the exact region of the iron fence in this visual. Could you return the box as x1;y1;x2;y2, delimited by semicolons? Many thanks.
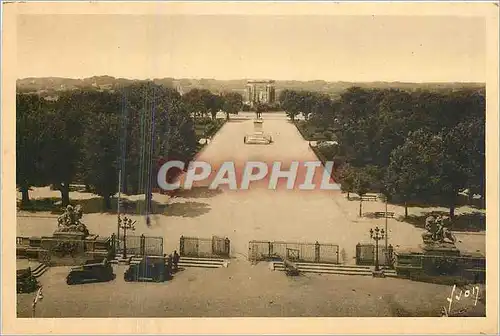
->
114;234;164;257
355;243;394;267
180;236;230;258
248;240;339;264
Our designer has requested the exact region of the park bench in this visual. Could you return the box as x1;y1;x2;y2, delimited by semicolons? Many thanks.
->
283;258;300;276
373;211;395;219
361;195;378;202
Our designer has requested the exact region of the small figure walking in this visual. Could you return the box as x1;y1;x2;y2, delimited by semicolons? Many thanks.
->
166;254;173;276
173;250;180;272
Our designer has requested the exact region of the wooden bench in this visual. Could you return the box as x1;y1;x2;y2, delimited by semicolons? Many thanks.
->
361;195;378;202
373;211;395;219
283;258;300;276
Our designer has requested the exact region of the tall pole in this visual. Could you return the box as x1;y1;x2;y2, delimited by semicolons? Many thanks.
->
32;287;43;318
370;227;384;272
118;88;128;242
117;169;122;241
385;196;388;263
149;88;156;223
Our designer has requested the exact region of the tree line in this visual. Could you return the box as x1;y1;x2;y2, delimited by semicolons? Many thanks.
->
17;82;243;209
279;87;485;218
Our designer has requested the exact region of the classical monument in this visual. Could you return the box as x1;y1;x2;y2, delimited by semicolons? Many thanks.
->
393;214;485;282
245;80;276;107
421;215;456;246
244;118;273;145
56;205;89;236
17;205;113;266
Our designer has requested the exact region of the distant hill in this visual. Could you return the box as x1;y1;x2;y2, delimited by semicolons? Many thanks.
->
17;76;485;98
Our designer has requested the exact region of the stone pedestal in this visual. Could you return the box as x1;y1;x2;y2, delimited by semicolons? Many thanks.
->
420;243;461;257
17;205;114;267
52;231;87;240
254;119;263;132
244;119;272;144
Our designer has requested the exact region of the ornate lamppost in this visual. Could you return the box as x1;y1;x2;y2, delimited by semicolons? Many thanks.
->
370;226;385;272
119;215;136;259
381;193;389;264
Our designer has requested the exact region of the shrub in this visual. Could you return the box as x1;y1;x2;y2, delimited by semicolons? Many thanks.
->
323;130;334;140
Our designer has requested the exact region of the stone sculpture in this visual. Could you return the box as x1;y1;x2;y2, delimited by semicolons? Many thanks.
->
56;204;89;236
422;214;456;245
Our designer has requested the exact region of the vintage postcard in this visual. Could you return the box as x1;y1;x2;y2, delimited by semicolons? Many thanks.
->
1;1;499;335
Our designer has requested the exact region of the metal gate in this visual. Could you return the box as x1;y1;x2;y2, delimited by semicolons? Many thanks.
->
180;236;230;258
115;234;164;257
183;237;200;256
356;243;393;266
143;236;164;256
248;240;340;264
212;236;228;256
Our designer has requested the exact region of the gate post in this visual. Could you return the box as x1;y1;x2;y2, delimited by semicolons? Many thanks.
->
355;243;360;265
224;237;230;257
388;244;394;268
179;236;185;256
314;241;320;263
269;241;273;258
140;234;146;256
110;233;116;256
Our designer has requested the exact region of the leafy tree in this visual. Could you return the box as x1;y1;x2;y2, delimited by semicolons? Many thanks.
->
41;91;88;206
339;164;378;216
334;86;485;218
432;128;474;218
119;82;197;195
254;102;268;117
182;88;215;120
386;130;436;218
209;94;224;119
222;92;243;120
279;89;301;121
81;112;120;210
16;93;49;205
309;94;335;127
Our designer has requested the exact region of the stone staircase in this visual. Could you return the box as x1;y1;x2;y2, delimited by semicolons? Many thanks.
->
178;257;228;269
271;261;398;277
113;256;228;269
244;133;272;145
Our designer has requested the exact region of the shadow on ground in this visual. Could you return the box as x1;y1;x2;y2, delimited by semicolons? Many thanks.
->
163;201;211;218
363;211;396;220
18;197;169;215
18;197;212;218
172;187;223;199
402;211;485;232
389;196;485;210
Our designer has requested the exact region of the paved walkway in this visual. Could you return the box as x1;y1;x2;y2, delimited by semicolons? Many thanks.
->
16;112;485;261
16;262;487;317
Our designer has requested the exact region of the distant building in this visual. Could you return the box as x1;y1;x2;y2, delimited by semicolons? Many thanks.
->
245;80;275;107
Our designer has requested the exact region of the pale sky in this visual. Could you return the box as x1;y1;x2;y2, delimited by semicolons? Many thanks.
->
17;15;486;82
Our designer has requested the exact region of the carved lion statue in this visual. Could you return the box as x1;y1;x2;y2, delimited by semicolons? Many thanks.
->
56;204;89;235
422;214;456;244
